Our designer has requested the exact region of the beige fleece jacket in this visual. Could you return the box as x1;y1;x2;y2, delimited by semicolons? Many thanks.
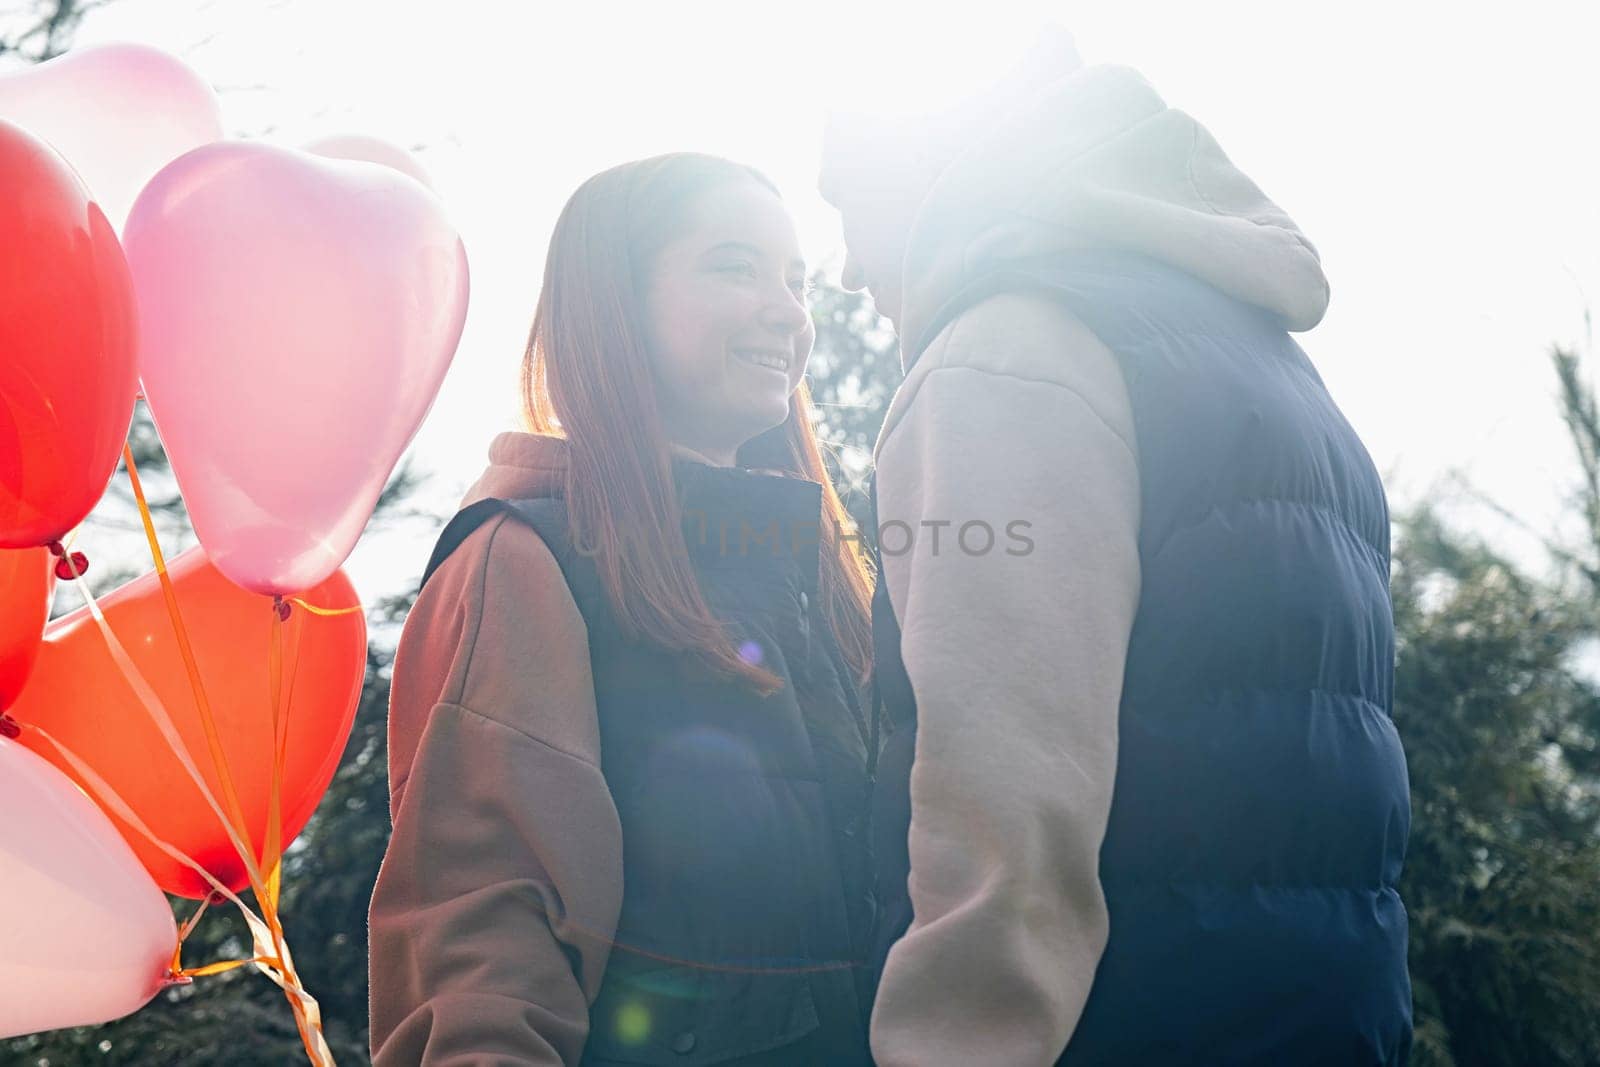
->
368;432;624;1065
822;62;1332;1066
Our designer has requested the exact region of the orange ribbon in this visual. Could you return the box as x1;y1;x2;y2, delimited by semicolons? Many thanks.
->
115;443;336;1065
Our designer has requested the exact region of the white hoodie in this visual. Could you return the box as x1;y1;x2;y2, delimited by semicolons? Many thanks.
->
823;62;1331;1066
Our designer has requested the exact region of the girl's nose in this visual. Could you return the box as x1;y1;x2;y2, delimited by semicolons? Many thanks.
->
764;286;811;335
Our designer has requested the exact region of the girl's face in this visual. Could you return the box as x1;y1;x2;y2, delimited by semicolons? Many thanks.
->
642;179;814;464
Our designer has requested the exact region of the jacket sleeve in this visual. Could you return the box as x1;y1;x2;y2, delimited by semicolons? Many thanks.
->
369;513;623;1066
868;293;1142;1066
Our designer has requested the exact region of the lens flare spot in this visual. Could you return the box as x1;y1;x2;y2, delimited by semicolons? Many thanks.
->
614;1000;651;1045
738;639;763;666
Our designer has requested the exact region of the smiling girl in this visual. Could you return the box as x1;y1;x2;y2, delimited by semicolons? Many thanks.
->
368;154;878;1066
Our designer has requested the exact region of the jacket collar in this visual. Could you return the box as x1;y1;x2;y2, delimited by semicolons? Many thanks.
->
462;431;825;591
671;458;824;594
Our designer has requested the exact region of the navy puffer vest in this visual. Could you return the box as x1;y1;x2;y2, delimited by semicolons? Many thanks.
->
867;250;1414;1066
422;460;878;1066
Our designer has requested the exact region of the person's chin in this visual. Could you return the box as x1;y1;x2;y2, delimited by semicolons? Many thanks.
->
872;294;901;325
732;395;791;439
858;285;899;325
754;400;792;435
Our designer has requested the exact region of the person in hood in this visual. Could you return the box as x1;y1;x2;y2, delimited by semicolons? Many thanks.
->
368;153;881;1065
819;29;1414;1066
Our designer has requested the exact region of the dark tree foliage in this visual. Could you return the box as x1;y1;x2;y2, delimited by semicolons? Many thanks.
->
802;275;900;533
0;0;107;63
1393;505;1600;1066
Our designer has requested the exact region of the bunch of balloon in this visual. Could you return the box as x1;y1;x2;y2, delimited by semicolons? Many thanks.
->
0;43;469;1066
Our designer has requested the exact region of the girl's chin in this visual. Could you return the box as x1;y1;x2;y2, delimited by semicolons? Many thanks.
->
720;404;790;446
732;388;792;423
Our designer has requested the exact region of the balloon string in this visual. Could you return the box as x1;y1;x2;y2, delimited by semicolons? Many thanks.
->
18;722;279;981
267;599;306;895
51;546;263;894
176;895;212;943
262;606;286;915
286;597;362;617
263;605;325;1060
170;891;222;970
22;720;256;912
265;606;307;917
38;560;301;987
118;444;333;1065
118;444;265;892
242;903;332;1060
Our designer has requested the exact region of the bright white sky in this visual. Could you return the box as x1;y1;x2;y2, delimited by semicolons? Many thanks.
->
62;0;1600;604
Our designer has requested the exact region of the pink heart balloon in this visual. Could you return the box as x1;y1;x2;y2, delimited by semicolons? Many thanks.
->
304;133;435;190
0;42;223;231
0;737;176;1039
123;141;470;595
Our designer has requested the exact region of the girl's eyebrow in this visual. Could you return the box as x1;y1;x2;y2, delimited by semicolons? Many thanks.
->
704;241;807;273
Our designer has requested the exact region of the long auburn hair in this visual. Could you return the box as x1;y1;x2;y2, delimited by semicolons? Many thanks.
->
521;152;873;696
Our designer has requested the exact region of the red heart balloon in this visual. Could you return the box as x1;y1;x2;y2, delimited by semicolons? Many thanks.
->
0;117;139;548
0;546;55;709
8;547;366;898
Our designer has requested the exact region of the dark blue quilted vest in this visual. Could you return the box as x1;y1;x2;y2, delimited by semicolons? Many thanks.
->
867;250;1414;1066
421;460;878;1065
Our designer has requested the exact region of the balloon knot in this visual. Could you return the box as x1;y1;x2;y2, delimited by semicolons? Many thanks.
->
274;596;291;622
53;550;89;581
0;714;20;739
46;540;64;557
160;970;195;989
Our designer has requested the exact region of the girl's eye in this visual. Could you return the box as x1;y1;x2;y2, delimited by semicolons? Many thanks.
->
718;261;759;278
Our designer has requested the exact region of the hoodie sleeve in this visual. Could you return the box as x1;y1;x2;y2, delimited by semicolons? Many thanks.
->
369;513;623;1066
868;292;1142;1066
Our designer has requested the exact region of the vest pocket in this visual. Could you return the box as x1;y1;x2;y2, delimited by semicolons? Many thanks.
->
583;959;820;1065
